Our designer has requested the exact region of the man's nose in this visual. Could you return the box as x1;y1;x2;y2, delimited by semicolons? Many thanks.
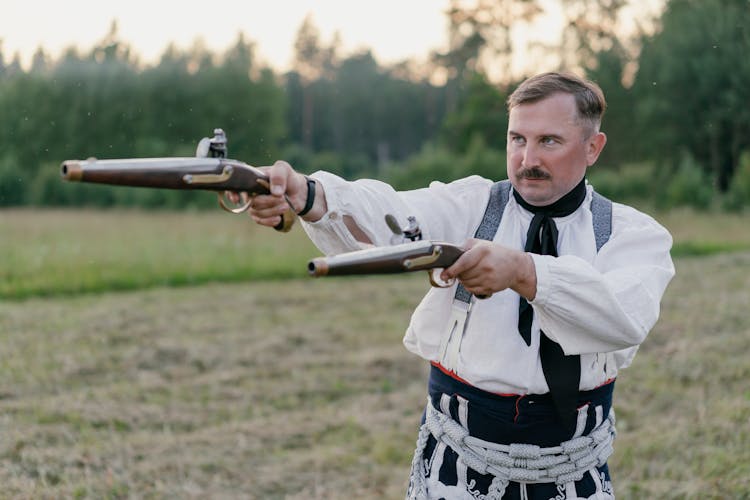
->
522;143;539;167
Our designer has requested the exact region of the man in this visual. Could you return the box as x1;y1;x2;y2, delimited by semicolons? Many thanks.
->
242;72;675;499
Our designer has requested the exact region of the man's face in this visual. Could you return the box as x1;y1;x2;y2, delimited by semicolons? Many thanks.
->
506;92;606;206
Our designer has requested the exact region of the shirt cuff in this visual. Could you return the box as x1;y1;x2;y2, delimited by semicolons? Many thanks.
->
527;253;553;307
298;171;365;255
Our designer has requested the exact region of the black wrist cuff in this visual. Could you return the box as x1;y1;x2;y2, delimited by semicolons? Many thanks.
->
297;176;316;216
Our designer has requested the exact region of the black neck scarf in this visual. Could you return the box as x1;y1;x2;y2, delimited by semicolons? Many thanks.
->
513;178;587;431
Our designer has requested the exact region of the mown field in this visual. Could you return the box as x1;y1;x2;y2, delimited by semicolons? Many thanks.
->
1;208;749;499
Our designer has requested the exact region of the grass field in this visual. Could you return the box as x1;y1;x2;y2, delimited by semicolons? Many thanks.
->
0;209;318;299
1;208;749;498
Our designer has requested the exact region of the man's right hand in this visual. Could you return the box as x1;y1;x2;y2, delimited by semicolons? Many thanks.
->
223;160;301;228
255;160;309;228
441;239;538;300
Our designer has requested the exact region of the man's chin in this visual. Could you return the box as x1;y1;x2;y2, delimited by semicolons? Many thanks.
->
514;181;557;206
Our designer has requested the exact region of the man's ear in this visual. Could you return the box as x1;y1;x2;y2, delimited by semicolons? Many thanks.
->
586;132;607;166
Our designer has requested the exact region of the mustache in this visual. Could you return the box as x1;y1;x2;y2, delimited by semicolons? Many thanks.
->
516;167;550;180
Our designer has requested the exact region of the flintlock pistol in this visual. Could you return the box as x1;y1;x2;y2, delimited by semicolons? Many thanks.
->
60;128;296;232
308;215;473;290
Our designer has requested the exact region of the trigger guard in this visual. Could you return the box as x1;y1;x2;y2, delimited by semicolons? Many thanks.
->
428;268;454;288
218;193;252;214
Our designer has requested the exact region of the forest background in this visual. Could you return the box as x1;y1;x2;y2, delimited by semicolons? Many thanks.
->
1;0;750;212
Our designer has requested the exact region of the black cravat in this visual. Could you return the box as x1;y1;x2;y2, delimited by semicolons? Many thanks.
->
513;179;587;431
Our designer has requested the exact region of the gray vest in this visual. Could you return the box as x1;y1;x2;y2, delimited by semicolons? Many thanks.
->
453;179;612;304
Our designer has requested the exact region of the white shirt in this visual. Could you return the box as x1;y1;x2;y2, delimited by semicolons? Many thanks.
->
302;172;675;395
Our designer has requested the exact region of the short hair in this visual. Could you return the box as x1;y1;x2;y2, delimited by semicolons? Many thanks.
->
507;72;607;136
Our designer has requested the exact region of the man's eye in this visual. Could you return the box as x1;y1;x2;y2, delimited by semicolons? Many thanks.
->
510;136;525;145
541;137;557;145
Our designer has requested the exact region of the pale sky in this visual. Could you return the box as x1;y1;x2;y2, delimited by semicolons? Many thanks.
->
1;1;665;79
1;0;453;70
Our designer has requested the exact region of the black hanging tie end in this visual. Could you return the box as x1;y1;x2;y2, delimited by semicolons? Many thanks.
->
518;300;533;346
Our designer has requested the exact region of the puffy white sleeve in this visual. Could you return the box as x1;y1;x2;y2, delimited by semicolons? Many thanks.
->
300;171;493;255
529;204;675;355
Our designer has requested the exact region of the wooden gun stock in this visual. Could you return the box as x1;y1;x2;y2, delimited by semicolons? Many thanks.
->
307;240;465;288
60;157;295;232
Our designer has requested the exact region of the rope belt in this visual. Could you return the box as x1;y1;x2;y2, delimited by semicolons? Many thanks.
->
407;399;617;500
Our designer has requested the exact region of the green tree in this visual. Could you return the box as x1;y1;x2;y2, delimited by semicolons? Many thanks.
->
429;1;543;163
290;15;340;150
434;0;543;82
634;0;750;192
557;0;658;167
559;0;632;71
585;44;637;167
284;12;450;171
0;23;288;207
440;71;508;154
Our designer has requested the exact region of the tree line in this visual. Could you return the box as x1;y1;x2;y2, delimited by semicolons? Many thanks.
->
1;0;748;210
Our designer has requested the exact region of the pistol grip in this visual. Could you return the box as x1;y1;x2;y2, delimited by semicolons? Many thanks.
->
274;207;296;232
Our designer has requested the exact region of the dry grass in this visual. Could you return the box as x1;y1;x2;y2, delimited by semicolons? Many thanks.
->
657;208;750;247
611;252;750;499
0;276;430;499
0;209;749;498
657;208;750;256
1;254;749;498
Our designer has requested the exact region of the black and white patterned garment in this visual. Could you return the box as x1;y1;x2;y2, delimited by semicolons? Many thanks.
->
407;366;616;500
